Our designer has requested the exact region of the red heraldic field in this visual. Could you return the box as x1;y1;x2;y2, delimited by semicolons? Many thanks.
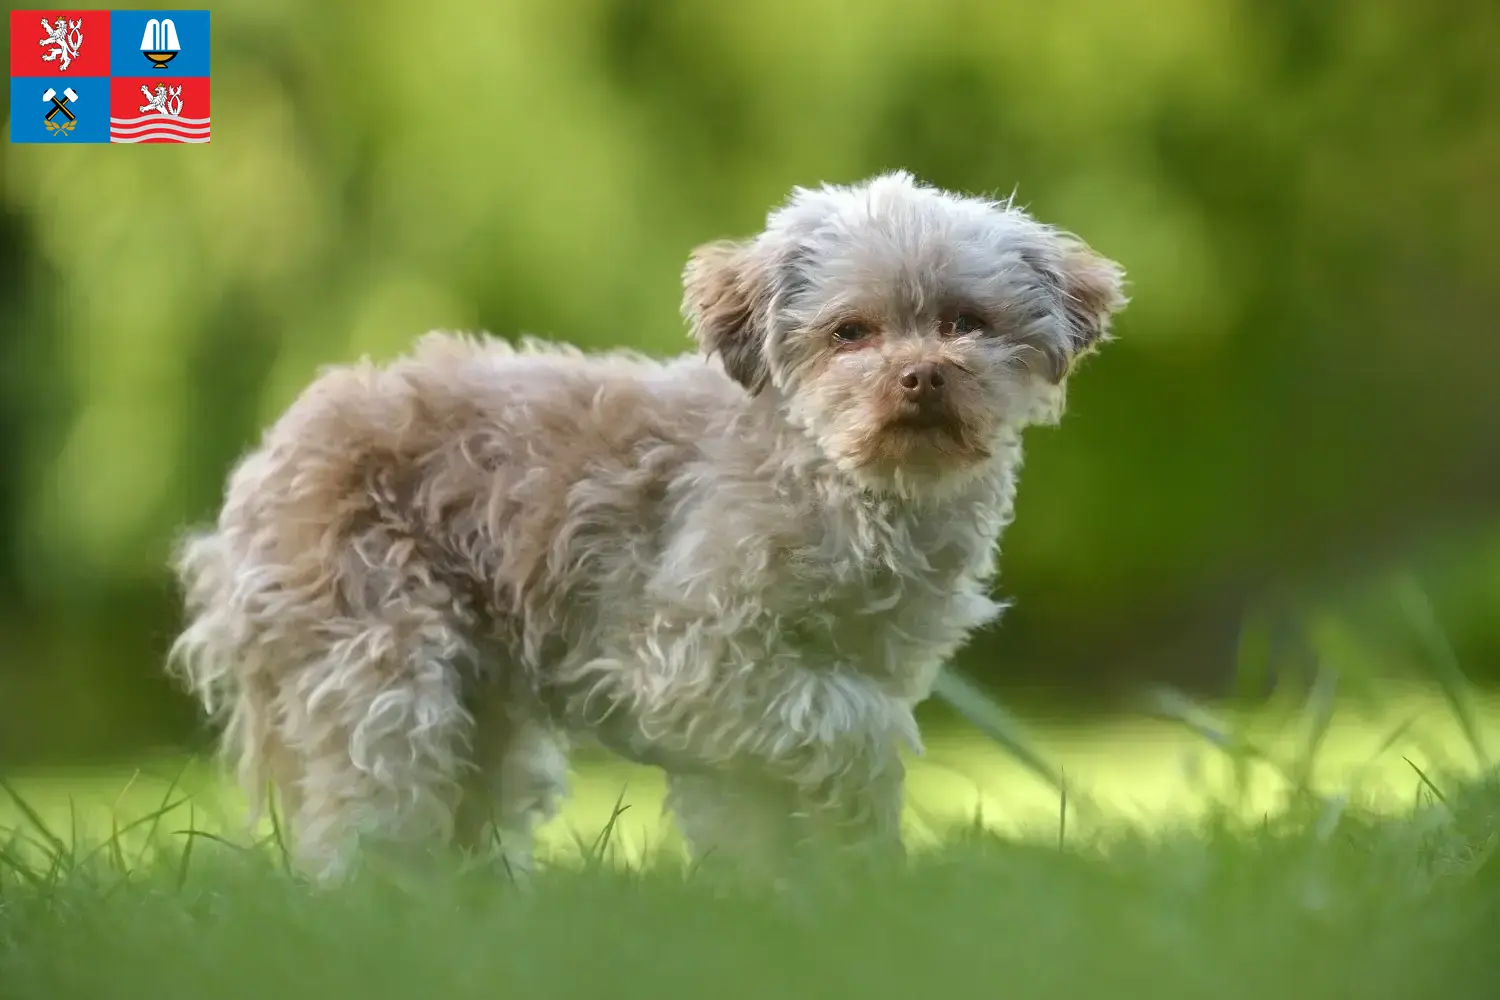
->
109;74;208;142
9;10;111;77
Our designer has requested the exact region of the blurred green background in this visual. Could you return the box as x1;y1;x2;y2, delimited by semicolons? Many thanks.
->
1;0;1496;768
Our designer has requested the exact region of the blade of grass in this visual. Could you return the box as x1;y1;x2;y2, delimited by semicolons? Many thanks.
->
172;829;255;853
0;841;45;888
1393;575;1490;769
1232;608;1276;705
108;813;128;874
1057;770;1068;852
175;803;197;890
78;797;192;872
109;768;141;816
132;760;194;869
931;669;1066;794
0;777;67;859
266;785;293;875
588;788;632;864
934;668;1104;824
1404;757;1448;806
1347;714;1423;793
1141;685;1340;809
1295;653;1339;790
67;795;79;863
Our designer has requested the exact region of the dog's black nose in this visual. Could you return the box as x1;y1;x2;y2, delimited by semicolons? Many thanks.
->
898;362;946;403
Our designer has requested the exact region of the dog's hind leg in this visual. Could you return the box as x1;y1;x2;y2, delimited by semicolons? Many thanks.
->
452;695;570;880
276;607;477;883
227;513;488;884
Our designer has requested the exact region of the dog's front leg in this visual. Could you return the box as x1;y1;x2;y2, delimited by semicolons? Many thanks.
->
663;769;804;882
554;636;916;872
655;668;916;871
662;734;907;883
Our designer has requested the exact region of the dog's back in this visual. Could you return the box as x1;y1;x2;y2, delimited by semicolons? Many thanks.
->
168;331;759;877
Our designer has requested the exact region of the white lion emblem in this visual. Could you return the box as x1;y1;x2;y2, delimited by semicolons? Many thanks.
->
39;17;84;72
139;84;184;118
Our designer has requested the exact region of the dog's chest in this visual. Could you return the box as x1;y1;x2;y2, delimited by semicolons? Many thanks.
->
644;466;1013;699
768;506;1005;698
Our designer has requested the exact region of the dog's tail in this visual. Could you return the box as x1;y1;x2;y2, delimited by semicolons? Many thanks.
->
167;525;277;825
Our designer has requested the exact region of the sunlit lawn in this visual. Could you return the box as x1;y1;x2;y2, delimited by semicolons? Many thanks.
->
2;685;1497;1000
5;686;1495;864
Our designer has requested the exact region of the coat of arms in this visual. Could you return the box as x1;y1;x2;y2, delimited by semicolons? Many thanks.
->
38;16;84;72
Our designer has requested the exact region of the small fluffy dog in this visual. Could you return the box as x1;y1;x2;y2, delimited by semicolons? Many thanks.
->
169;171;1126;882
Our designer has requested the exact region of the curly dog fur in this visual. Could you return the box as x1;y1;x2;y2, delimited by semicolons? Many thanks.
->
168;171;1127;882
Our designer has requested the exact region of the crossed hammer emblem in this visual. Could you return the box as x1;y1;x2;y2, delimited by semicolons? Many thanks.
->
43;87;79;122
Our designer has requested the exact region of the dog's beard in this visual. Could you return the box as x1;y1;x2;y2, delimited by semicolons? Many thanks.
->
809;400;996;499
872;408;991;468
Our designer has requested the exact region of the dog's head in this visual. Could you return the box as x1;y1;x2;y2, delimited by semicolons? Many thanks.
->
683;171;1127;495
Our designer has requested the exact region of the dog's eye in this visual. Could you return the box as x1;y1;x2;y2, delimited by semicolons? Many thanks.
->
834;321;871;343
952;313;986;335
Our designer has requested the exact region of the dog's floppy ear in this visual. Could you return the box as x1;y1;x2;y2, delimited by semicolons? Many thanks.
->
682;239;773;395
1041;237;1128;384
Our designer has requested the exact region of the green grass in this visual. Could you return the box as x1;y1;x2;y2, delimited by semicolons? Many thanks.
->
2;686;1498;1000
4;580;1499;1000
6;686;1497;861
0;762;1497;1000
